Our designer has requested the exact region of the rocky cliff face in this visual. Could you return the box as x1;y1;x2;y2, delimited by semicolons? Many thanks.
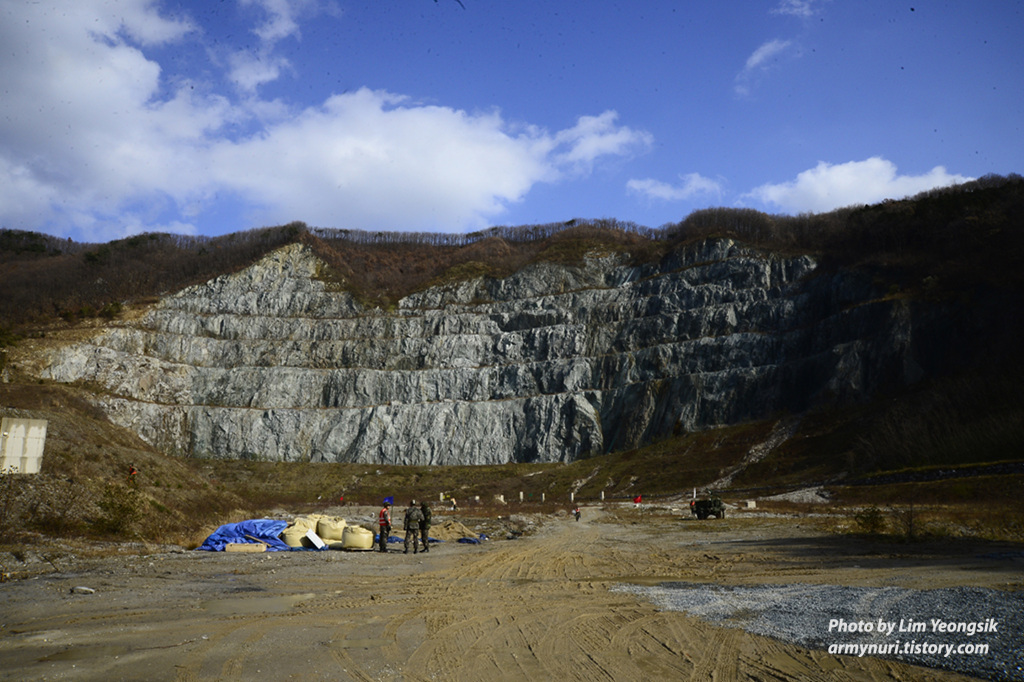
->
39;239;933;465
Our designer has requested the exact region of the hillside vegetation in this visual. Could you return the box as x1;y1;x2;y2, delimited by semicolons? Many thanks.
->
1;175;1023;549
3;174;1021;330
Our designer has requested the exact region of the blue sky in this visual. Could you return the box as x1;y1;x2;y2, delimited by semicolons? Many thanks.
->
1;0;1021;243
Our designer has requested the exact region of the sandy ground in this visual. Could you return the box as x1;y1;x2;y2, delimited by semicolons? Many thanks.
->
1;505;1021;682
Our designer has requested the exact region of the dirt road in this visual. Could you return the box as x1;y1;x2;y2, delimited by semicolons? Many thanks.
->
1;506;1018;681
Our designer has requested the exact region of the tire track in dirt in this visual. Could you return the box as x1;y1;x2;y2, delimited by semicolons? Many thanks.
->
376;510;981;682
373;511;699;681
364;515;633;681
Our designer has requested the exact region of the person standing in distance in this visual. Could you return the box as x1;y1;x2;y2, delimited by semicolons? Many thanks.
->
419;501;432;552
378;501;392;553
403;500;423;554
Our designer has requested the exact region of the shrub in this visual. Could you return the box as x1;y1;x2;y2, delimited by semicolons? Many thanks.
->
95;483;143;535
0;467;19;535
852;505;885;534
99;301;122;319
24;476;84;535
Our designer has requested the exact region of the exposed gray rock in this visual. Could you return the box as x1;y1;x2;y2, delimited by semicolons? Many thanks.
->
39;239;935;465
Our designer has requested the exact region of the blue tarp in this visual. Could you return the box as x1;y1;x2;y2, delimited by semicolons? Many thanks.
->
457;534;487;544
196;519;292;552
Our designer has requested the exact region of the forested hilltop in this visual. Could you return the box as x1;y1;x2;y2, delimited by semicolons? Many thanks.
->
2;173;1021;336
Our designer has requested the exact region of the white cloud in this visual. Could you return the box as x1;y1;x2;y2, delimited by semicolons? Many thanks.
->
627;173;724;202
0;0;651;239
0;158;59;228
550;112;653;172
206;89;549;230
227;0;324;93
242;0;305;43
771;0;824;19
228;51;291;94
78;0;196;46
745;39;793;71
747;158;974;214
205;91;651;230
0;0;216;239
735;39;793;95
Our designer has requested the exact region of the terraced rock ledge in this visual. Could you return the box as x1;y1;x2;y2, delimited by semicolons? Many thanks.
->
41;238;934;464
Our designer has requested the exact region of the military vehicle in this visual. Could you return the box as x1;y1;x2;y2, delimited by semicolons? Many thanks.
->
689;492;725;519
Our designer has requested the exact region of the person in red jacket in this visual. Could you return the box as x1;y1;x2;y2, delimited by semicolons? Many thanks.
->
378;501;392;553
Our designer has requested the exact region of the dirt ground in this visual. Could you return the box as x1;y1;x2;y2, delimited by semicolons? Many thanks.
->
1;504;1020;682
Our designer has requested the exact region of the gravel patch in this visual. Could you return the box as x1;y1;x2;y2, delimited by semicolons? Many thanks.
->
614;582;1024;681
761;486;831;504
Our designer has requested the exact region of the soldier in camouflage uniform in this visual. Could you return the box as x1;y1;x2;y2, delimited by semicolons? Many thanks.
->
419;501;432;552
403;500;423;554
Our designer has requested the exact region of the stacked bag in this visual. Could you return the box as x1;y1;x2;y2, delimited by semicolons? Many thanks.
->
279;514;374;550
